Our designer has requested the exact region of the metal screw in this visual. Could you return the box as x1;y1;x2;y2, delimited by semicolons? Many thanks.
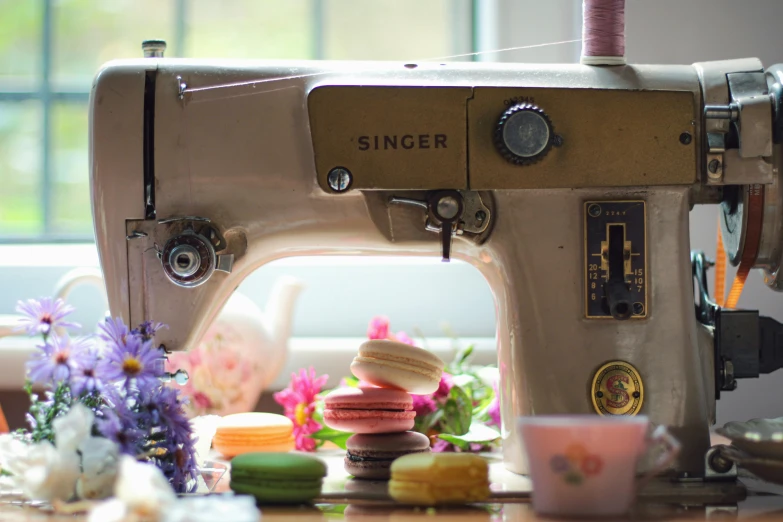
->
588;204;602;218
327;167;353;193
161;369;189;385
596;391;604;398
475;210;487;223
436;196;460;220
708;159;721;174
142;39;167;58
553;135;564;147
633;302;644;315
679;132;692;145
632;391;641;398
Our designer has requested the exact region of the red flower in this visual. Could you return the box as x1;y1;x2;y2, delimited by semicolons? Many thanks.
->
581;454;603;476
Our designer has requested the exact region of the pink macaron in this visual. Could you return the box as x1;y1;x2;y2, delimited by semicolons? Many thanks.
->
323;387;415;434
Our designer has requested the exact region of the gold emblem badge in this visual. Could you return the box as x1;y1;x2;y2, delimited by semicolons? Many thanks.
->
591;361;643;416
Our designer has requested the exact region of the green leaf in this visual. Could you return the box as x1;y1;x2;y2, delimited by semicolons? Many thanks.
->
456;344;474;366
437;422;500;450
309;426;351;450
440;385;472;436
413;408;443;434
341;376;360;388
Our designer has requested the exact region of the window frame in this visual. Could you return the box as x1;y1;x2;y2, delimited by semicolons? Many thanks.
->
0;0;478;242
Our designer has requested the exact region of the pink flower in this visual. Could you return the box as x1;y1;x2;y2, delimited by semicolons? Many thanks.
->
432;439;456;453
411;394;437;416
434;373;454;400
273;367;328;452
367;316;417;346
367;316;390;340
488;380;501;428
192;391;212;410
394;331;415;346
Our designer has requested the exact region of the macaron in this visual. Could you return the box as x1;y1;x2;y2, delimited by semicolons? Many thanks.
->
213;412;295;458
323;387;414;434
389;453;490;505
230;452;327;504
345;431;432;479
350;340;444;394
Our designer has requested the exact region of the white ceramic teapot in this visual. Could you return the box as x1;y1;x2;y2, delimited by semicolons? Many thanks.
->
166;276;304;417
3;268;303;417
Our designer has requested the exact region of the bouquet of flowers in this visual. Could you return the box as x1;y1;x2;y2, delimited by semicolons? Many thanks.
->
0;297;198;502
274;316;501;453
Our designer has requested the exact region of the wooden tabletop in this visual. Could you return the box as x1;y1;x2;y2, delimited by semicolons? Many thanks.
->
2;450;783;521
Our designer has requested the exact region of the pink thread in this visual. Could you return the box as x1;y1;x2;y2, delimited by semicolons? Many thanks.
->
581;0;626;65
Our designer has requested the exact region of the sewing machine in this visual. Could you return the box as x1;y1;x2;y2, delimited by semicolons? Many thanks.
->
89;41;783;479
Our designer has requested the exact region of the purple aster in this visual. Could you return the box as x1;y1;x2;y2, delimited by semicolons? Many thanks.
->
98;317;131;347
99;334;165;390
143;386;199;492
97;387;144;455
70;347;104;397
97;408;144;456
131;321;167;342
26;334;90;385
16;297;80;337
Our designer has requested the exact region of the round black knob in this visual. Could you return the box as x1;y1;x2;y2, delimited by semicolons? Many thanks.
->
494;103;557;165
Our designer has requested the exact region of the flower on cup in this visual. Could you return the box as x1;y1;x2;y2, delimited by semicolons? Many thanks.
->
549;454;570;474
581;454;603;476
549;444;603;485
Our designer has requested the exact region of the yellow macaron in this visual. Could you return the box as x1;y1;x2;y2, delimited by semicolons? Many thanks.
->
213;412;295;458
389;453;490;505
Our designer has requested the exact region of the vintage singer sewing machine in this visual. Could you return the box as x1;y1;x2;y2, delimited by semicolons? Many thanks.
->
90;42;783;479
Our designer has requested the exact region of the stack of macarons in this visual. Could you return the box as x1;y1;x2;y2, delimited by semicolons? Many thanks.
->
213;412;295;458
323;339;445;479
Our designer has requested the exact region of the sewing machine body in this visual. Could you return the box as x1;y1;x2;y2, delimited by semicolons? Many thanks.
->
90;57;783;476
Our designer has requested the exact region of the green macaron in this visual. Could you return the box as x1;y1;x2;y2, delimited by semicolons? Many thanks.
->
230;452;328;504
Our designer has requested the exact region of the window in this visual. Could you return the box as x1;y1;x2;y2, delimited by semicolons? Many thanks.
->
0;0;475;241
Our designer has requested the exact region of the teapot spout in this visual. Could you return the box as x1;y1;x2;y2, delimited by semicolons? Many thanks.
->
264;276;305;347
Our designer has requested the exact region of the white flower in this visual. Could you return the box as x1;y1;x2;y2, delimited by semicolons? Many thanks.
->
88;456;176;522
87;498;127;522
115;456;176;515
76;436;119;500
15;441;80;502
0;404;121;502
53;403;93;453
0;433;30;477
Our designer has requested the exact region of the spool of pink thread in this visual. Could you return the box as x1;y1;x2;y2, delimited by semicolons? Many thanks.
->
581;0;626;66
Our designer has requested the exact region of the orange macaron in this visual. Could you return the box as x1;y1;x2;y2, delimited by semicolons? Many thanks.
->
213;412;295;458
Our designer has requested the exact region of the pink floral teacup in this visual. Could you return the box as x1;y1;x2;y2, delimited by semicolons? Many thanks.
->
519;415;680;517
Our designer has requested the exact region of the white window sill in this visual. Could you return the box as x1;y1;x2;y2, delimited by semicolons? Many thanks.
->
0;336;498;392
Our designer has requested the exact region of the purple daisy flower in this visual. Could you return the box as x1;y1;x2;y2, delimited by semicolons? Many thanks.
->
70;347;104;397
97;387;145;455
16;297;80;337
96;408;144;456
26;334;90;385
131;321;167;342
98;317;131;347
99;334;165;390
143;386;199;492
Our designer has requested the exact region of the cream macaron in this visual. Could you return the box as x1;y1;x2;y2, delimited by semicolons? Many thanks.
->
350;340;444;394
